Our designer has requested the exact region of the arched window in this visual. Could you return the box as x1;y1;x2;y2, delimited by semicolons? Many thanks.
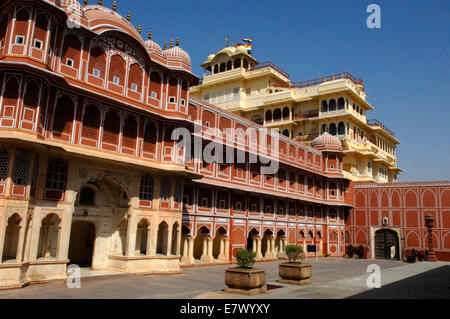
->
329;99;336;111
128;63;143;92
109;55;126;86
0;13;9;46
338;122;345;135
321;124;327;134
37;214;61;258
102;111;120;146
338;97;345;110
273;108;281;121
44;159;67;200
2;214;22;262
62;34;81;68
160;178;172;202
0;150;9;188
52;96;75;138
88;46;106;78
265;110;272;122
321;100;328;112
139;175;153;200
282;107;290;120
121;116;138;151
81;104;101;141
219;62;226;72
149;71;162;100
282;129;290;137
226;60;232;70
79;187;95;206
329;123;337;136
22;80;40;120
174;182;182;204
12;151;30;186
213;64;218;74
142;122;157;155
234;59;241;69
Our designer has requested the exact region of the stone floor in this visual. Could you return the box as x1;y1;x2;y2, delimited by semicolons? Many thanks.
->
0;258;448;299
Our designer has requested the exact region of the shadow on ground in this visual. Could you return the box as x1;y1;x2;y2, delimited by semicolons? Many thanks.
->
347;265;450;299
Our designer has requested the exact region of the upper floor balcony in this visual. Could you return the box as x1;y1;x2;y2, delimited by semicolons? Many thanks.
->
367;119;395;138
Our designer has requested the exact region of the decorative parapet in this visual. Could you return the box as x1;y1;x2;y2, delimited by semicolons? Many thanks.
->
354;180;450;188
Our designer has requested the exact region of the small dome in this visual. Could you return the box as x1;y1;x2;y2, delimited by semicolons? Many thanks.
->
163;46;191;65
206;53;215;62
311;132;342;152
145;39;163;56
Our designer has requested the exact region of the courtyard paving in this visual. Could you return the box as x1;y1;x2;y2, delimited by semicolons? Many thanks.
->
0;258;448;299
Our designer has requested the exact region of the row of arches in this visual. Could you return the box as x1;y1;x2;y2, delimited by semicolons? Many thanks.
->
321;122;346;136
321;97;346;113
205;58;252;76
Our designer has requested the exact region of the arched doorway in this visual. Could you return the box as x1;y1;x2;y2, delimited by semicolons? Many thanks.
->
247;228;259;251
68;221;96;267
375;229;399;260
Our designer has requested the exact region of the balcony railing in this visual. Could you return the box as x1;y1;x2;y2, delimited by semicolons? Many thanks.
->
367;119;395;138
248;61;290;79
294;110;319;120
295;133;319;142
269;72;364;91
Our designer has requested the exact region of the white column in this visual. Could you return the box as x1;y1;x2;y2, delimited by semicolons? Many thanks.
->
200;237;209;262
125;215;136;257
176;228;181;256
207;237;214;261
256;237;262;260
146;226;152;256
166;224;173;256
218;236;226;260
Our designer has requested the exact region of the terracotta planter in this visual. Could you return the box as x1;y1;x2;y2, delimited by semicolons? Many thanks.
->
224;267;266;295
278;262;312;285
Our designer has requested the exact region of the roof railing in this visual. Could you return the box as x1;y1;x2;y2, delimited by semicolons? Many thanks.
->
248;61;290;79
367;119;395;137
269;72;364;91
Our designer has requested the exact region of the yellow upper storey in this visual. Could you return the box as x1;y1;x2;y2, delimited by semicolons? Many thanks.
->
191;47;402;182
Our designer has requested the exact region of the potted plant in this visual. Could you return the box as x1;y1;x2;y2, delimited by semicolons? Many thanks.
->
224;249;266;295
278;245;312;285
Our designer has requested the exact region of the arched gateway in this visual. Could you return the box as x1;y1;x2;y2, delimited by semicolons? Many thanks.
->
374;229;400;260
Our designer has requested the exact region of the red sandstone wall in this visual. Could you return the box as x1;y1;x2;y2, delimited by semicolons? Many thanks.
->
346;181;450;261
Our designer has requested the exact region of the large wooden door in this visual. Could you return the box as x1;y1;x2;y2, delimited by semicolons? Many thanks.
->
375;229;399;260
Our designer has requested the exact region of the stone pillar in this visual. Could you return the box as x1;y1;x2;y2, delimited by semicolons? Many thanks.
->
180;236;189;263
200;237;208;262
0;214;6;263
27;213;42;261
125;214;136;257
255;236;262;260
145;226;152;256
225;237;230;261
149;223;157;256
188;236;195;263
166;224;173;256
15;222;26;262
176;227;182;256
270;237;276;258
207;236;214;261
218;236;227;261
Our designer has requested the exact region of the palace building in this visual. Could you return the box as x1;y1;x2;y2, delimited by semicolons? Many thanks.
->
0;0;448;290
190;46;403;183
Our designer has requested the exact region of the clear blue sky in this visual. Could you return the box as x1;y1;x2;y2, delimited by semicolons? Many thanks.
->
106;0;449;181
